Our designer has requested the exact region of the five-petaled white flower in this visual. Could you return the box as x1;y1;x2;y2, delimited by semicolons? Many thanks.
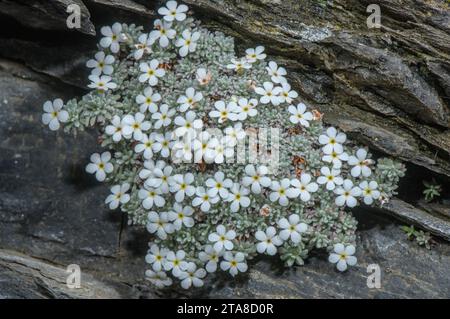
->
209;101;239;123
322;148;349;169
334;179;362;208
288;103;313;127
88;75;117;92
153;132;173;158
122;112;151;141
255;226;283;256
277;214;307;244
328;243;357;272
177;87;203;112
226;183;251;212
179;262;207;289
245;46;266;63
136;87;161;113
105;183;130;209
220;252;248;277
224;123;246;147
152;104;175;129
280;83;298;104
317;167;344;190
168;203;195;230
139;185;166;209
242;164;271;194
270;179;292;206
175;30;201;57
163;250;188;277
192;187;219;212
86;51;115;76
236;98;258;120
205;171;233;199
288;173;318;202
100;22;123;53
227;58;251;72
86;152;113;182
149;19;176;48
138;159;158;180
174;111;203;137
359;181;380;205
193;131;217;163
255;82;283;105
319;127;347;154
145;270;173;288
135;133;158;160
348;148;373;178
266;61;287;83
105;115;128;142
199;245;222;273
208;225;236;252
145;162;173;193
145;244;169;272
147;211;174;240
41;99;69;131
169;173;196;202
134;33;154;60
139;59;166;86
158;1;188;22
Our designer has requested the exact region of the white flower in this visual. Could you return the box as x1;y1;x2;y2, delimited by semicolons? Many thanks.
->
105;183;130;209
145;244;169;271
288;173;318;202
172;140;193;162
135;133;158;159
205;171;233;199
208;225;236;252
196;68;212;85
328;244;357;272
255;226;282;255
139;186;166;209
175;30;201;57
224;123;246;147
87;74;117;92
318;127;347;154
220;252;247;277
152;104;175;129
158;1;188;22
41;99;68;131
193;131;217;163
122;112;152;140
266;61;287;83
226;183;251;212
277;214;307;244
288;103;313;127
269;179;292;206
322;148;349;169
255;82;283;105
279;83;298;104
209;101;239;123
139;59;165;86
359;181;380;205
100;22;123;53
145;163;172;193
177;87;203;112
317;167;344;190
179;262;206;289
136;87;161;113
134;33;154;60
348;148;373;178
105;115;127;142
149;19;176;47
169;173;196;202
210;138;234;164
236;98;258;120
146;211;174;240
334;179;362;208
227;58;251;72
85;152;113;182
192;187;219;212
199;245;222;273
138;159;159;180
86;51;115;76
153;132;173;158
168;203;194;230
145;270;172;288
174;111;203;137
241;164;271;194
163;250;188;277
245;46;266;63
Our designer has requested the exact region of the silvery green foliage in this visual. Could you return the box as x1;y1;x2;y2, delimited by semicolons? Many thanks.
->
42;1;405;288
